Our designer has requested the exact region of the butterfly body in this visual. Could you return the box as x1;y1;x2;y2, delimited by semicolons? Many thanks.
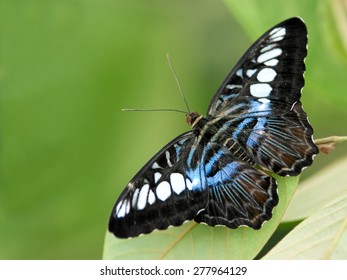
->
109;18;318;238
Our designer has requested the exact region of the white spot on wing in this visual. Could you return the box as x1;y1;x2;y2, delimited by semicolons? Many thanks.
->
152;162;161;169
269;27;286;41
131;188;140;208
275;28;286;38
260;43;277;53
226;84;242;90
148;189;156;205
116;200;129;218
125;200;130;214
271;35;285;42
257;68;277;82
116;204;125;218
154;172;162;183
269;27;280;35
156;181;171;201
115;202;123;217
264;59;279;66
186;177;199;191
165;151;173;167
236;68;243;77
250;83;272;98
170;173;185;195
137;184;149;210
246;69;257;77
259;98;270;104
186;178;193;190
257;48;282;63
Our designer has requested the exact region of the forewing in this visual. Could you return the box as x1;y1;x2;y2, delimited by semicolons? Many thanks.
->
108;132;208;238
208;17;307;116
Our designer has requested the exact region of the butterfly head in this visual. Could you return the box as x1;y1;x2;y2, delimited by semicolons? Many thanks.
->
186;112;204;128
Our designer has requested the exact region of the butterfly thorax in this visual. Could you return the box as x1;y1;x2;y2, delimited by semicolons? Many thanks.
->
187;111;229;135
186;111;255;164
186;112;217;136
186;111;216;131
186;112;204;128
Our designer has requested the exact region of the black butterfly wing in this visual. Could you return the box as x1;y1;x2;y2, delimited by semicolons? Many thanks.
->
208;17;307;114
244;101;318;176
192;142;278;229
109;132;209;238
109;131;279;237
207;17;318;176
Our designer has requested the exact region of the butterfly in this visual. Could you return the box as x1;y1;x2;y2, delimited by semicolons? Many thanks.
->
109;17;318;238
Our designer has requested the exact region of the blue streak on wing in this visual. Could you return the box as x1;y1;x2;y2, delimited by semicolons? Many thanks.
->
207;161;246;213
204;148;224;176
231;117;255;139
246;117;267;149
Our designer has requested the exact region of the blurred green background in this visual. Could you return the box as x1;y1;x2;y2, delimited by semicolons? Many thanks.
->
1;0;346;259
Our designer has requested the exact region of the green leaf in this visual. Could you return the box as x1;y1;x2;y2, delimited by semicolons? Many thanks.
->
283;156;347;222
223;0;303;37
263;191;347;259
103;176;299;260
323;0;347;64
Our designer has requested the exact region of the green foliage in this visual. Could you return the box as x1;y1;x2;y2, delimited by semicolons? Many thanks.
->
284;156;347;222
264;191;347;259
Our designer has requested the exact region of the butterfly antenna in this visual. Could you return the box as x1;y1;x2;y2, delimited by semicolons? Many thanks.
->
166;53;191;113
122;108;187;114
122;55;189;115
